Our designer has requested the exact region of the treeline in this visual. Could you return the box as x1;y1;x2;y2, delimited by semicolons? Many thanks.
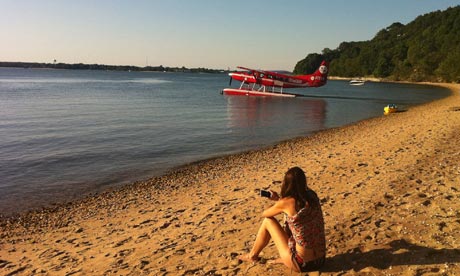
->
0;62;226;74
294;6;460;82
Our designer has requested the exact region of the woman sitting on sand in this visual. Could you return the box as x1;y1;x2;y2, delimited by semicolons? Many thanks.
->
239;167;326;272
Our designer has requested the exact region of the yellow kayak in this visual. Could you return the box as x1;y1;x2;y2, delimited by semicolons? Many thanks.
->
384;104;398;115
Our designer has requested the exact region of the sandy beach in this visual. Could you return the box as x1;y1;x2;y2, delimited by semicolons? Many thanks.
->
1;82;459;276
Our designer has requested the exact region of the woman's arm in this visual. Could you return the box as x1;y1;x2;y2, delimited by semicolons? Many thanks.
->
261;198;289;218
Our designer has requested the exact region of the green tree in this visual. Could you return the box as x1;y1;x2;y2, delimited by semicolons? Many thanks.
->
293;53;324;74
435;45;460;82
294;5;460;82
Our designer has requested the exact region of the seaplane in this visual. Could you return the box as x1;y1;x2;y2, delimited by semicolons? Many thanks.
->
222;61;329;97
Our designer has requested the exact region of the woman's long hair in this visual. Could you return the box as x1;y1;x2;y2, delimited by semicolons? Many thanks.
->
281;167;318;211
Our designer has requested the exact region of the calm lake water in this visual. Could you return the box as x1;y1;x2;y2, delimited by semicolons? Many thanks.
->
0;68;450;215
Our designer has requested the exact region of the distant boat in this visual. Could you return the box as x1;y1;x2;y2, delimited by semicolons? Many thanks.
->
349;79;365;86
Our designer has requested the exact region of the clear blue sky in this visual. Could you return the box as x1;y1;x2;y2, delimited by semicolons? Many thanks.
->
1;0;458;70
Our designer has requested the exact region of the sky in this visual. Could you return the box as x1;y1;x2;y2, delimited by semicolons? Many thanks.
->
1;0;459;71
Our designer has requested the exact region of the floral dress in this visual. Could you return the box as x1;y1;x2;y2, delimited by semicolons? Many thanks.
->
285;192;326;256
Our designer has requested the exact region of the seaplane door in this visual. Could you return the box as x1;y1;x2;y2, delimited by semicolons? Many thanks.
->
274;80;283;87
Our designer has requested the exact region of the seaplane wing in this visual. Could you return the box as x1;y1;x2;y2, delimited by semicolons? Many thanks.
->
236;66;293;79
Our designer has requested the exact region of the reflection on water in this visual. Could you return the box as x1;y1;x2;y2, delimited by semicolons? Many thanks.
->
226;96;326;140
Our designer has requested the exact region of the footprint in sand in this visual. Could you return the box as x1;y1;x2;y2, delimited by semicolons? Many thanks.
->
197;214;213;226
421;199;431;206
375;219;385;227
135;233;150;243
113;237;132;248
38;248;66;259
116;248;134;257
155;216;179;230
111;258;129;269
0;259;11;269
137;259;150;270
174;248;186;255
220;228;241;237
132;219;156;228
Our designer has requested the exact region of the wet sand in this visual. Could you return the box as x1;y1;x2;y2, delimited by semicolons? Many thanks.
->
1;82;459;275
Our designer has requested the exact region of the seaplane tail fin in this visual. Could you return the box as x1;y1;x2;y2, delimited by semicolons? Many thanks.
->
315;61;329;77
309;60;329;87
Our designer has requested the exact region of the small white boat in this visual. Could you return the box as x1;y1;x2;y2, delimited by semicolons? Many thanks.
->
349;79;365;86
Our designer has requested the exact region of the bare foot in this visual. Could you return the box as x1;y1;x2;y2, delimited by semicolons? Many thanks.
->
238;253;260;263
267;258;283;265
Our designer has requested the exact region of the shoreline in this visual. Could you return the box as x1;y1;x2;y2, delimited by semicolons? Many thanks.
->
328;76;384;82
0;81;451;219
1;82;459;275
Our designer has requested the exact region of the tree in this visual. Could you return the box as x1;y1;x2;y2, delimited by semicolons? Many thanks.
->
294;5;460;82
293;53;324;74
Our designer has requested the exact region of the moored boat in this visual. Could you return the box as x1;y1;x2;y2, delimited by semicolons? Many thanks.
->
349;79;365;85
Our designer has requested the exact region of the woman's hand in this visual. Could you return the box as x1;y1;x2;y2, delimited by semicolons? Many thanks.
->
270;191;280;201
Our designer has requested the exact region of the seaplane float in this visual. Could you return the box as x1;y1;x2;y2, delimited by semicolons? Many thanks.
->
222;61;329;97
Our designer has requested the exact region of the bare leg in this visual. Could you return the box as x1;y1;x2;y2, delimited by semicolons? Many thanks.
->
249;217;280;257
240;217;300;272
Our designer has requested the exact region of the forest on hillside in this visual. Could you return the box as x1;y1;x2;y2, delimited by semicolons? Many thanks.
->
294;6;460;83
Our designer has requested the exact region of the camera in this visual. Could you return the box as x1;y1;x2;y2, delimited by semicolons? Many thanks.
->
260;190;272;198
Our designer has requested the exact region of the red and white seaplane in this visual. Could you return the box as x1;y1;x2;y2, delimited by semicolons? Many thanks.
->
222;61;329;97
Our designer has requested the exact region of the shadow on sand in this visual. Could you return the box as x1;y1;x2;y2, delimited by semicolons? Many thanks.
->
322;239;460;272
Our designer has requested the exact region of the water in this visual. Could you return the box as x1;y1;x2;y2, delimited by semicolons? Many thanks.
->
0;68;450;215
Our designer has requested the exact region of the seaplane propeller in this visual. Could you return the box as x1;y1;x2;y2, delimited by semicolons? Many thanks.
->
229;77;232;86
